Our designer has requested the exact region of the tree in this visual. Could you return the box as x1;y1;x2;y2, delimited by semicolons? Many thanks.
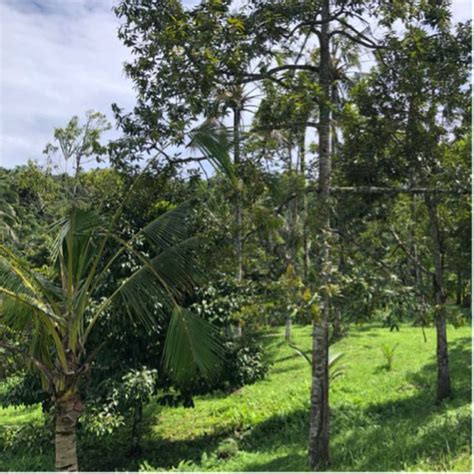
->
113;0;467;467
339;19;471;401
0;113;233;470
0;200;225;471
43;111;111;199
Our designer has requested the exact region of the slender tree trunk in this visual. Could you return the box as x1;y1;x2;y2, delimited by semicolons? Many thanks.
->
55;391;82;472
331;220;345;339
130;403;143;455
456;271;462;306
231;114;244;341
409;193;428;313
234;105;243;282
288;137;297;266
309;0;331;468
299;131;309;282
285;316;292;341
332;307;343;339
425;195;451;401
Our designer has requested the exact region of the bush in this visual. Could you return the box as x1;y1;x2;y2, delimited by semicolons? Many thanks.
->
223;339;268;388
0;422;51;455
190;277;269;392
0;373;50;412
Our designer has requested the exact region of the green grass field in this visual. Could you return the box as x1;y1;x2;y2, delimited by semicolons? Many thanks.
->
1;323;471;471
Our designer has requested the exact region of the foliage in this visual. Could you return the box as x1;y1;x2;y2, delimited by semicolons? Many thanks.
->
287;342;345;382
1;0;471;470
189;278;269;391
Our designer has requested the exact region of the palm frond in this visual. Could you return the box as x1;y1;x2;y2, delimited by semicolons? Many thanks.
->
50;208;103;273
103;236;202;328
0;245;64;315
288;342;345;381
148;236;203;295
0;259;64;327
188;119;237;186
141;201;195;252
162;306;224;385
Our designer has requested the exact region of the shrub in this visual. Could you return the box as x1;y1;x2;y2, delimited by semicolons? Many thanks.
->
190;278;269;392
0;423;51;455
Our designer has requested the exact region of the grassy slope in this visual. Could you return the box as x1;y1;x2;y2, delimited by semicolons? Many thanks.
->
0;323;471;471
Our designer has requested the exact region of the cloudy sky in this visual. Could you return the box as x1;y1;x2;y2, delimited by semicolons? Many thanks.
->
0;0;471;168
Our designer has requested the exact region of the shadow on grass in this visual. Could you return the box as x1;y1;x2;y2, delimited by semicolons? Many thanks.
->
273;353;300;364
241;452;308;471
78;335;471;471
226;341;471;472
79;422;233;471
270;363;306;376
330;342;472;471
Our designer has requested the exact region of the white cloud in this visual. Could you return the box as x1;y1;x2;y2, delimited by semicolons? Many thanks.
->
0;0;135;167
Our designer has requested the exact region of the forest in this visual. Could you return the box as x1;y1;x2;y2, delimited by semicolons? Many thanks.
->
0;0;471;472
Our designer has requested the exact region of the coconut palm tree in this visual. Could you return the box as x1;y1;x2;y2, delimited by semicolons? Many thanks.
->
0;127;232;471
0;201;224;471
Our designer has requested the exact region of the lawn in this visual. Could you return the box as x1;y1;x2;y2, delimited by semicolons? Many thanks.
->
0;322;471;471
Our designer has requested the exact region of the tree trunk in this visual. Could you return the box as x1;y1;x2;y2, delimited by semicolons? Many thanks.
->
309;0;331;469
332;307;343;339
285;316;292;341
409;193;428;314
332;238;345;339
425;195;451;401
234;322;243;338
455;271;462;306
299;131;309;282
234;105;243;282
288;137;297;266
309;319;330;468
130;403;143;455
55;392;82;472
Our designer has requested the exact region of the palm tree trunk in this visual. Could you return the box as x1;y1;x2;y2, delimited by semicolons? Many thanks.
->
309;0;331;468
234;105;243;282
425;195;451;401
55;391;82;471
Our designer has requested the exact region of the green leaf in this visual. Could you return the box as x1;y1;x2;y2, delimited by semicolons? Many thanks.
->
162;306;224;385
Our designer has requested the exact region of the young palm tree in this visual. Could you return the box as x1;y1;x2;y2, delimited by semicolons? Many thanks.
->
0;126;232;471
0;201;224;471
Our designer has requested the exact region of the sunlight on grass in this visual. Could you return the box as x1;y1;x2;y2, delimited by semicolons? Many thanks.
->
138;323;471;472
1;323;471;471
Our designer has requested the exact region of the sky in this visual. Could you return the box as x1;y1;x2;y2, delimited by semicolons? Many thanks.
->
0;0;471;169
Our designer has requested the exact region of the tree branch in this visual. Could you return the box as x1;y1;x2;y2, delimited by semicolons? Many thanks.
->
331;17;385;50
330;186;470;195
390;228;433;277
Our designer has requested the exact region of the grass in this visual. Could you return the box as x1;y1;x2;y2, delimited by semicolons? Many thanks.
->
0;322;471;471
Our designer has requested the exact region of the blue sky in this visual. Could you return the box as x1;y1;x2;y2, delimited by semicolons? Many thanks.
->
0;0;471;169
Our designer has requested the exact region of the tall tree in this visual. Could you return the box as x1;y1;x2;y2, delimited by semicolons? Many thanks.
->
339;19;471;401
